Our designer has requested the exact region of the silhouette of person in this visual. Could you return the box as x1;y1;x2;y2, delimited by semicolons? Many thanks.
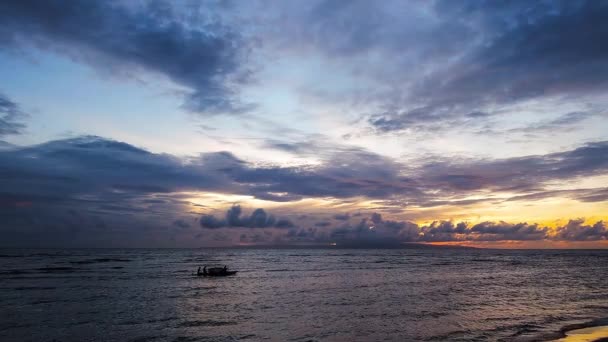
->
197;266;202;276
223;265;228;273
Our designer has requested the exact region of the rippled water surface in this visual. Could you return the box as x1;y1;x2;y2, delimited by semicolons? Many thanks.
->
1;248;608;341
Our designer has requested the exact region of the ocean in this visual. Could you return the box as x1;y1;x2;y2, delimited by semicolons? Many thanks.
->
1;248;607;341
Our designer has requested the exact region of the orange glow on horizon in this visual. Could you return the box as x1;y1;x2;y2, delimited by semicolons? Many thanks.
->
426;240;608;249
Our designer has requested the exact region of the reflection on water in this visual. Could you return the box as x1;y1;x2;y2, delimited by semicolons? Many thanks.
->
1;249;608;341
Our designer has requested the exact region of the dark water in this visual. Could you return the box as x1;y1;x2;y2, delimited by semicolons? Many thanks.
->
1;249;608;342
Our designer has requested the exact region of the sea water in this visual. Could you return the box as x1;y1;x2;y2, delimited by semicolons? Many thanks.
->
1;248;607;341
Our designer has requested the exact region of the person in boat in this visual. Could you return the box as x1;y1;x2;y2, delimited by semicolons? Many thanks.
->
196;266;208;276
223;265;228;273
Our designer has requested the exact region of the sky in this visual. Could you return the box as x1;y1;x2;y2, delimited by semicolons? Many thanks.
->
0;0;607;248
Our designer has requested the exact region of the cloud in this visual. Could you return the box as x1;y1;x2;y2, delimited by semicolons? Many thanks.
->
266;0;472;63
576;188;608;203
554;219;607;241
1;135;607;214
0;135;245;245
230;145;425;201
199;205;293;229
0;135;241;200
324;213;419;246
444;1;608;102
0;135;607;246
332;213;350;221
417;141;608;196
0;0;252;114
417;220;549;243
316;214;606;245
0;93;26;137
504;187;608;204
3;0;606;126
477;110;602;138
359;1;608;133
2;135;608;210
468;222;548;241
173;219;191;229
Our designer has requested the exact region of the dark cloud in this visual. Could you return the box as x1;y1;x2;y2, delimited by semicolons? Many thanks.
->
504;188;608;204
576;188;608;203
469;222;548;241
199;205;293;229
317;214;605;245
228;146;423;201
452;1;608;101
0;135;607;246
325;213;419;246
1;136;607;212
418;141;608;196
0;93;26;137
554;219;608;241
332;213;350;221
172;219;191;229
199;215;225;229
272;0;472;62
364;1;608;133
0;135;244;245
275;218;295;228
0;135;241;200
0;0;252;114
287;227;321;242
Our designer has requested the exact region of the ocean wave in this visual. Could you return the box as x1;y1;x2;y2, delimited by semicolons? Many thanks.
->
177;320;237;327
0;269;28;275
69;258;131;264
12;286;56;291
35;266;78;273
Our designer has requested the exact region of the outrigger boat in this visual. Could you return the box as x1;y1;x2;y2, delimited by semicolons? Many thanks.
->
196;266;237;277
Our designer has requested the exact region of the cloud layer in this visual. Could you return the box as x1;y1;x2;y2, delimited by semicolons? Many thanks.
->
0;135;606;246
364;0;608;133
0;1;607;247
206;210;607;247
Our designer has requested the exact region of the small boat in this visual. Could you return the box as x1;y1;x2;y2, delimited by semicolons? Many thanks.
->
196;266;237;277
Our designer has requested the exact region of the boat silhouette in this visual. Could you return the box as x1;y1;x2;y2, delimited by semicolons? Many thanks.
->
196;266;237;277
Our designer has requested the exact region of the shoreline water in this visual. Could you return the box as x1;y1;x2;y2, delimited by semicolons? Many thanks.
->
533;319;608;341
556;319;608;342
557;326;608;342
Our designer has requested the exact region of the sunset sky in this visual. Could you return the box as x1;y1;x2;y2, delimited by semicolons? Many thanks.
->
1;0;607;248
